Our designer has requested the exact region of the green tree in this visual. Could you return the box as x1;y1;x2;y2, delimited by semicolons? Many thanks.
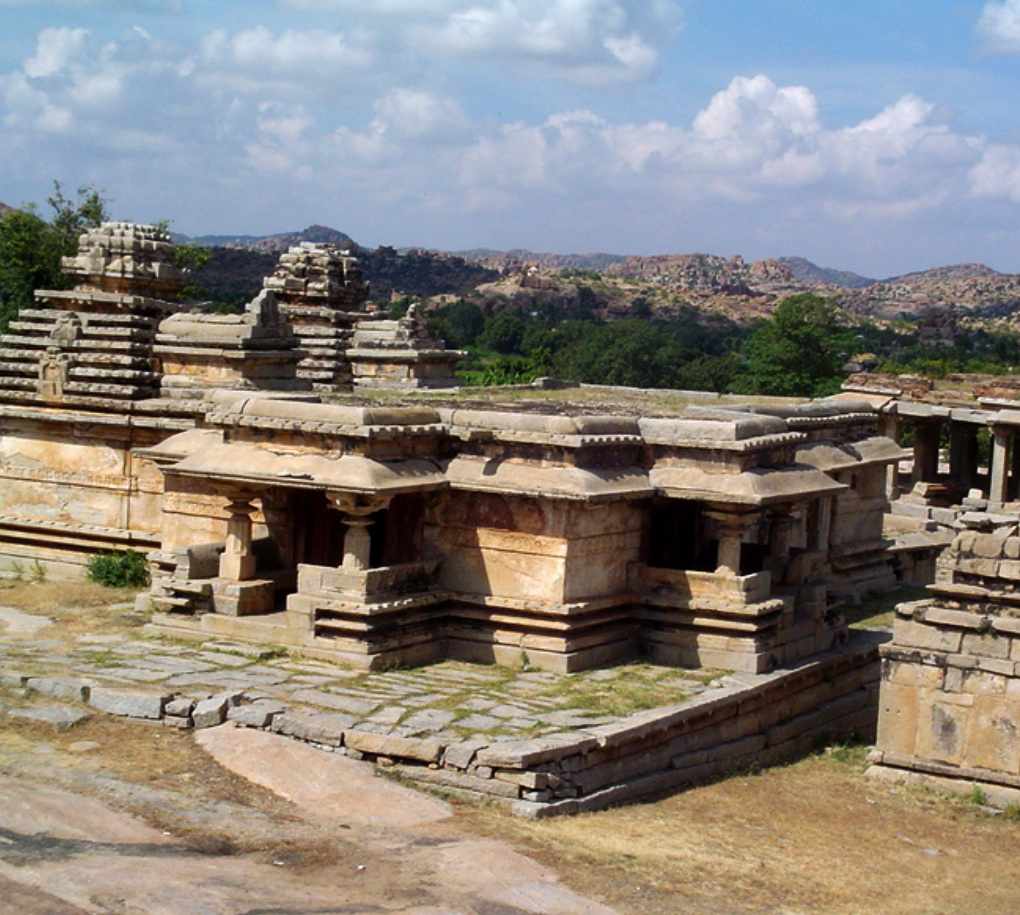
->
477;310;528;354
0;182;109;332
731;294;849;397
0;210;66;331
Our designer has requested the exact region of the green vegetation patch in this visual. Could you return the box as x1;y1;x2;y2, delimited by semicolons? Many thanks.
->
85;549;150;589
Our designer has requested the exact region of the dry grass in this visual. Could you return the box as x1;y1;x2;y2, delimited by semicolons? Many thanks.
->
0;579;143;638
462;750;1020;915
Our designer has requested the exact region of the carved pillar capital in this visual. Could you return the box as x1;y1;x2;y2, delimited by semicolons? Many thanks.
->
325;490;392;571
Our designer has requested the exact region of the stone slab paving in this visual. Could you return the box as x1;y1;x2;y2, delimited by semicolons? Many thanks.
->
0;609;725;744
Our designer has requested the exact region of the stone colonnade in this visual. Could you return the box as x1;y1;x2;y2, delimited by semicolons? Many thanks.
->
216;487;392;583
879;406;1020;506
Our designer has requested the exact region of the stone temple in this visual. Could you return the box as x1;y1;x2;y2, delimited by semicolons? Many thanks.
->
6;224;1020;809
0;222;902;675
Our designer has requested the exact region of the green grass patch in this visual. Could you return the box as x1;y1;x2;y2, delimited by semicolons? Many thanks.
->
838;585;928;631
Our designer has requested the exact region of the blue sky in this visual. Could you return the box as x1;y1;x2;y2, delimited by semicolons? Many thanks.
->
3;1;1020;277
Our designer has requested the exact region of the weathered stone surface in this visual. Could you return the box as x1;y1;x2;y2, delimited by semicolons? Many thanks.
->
440;734;487;771
344;729;445;764
271;710;352;747
228;700;287;729
89;688;167;720
26;676;92;703
164;696;195;717
9;705;90;729
192;693;242;729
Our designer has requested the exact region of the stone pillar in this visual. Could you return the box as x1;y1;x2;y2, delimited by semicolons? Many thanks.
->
990;429;1011;505
325;491;392;571
704;506;758;577
219;493;257;581
1011;436;1020;501
766;505;796;581
878;413;902;500
342;516;373;570
948;422;979;494
911;419;941;485
814;496;833;552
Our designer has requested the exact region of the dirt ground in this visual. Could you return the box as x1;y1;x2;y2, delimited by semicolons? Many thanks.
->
2;581;1020;914
2;687;1020;915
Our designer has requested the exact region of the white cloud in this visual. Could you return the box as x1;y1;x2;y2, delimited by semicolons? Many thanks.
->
273;0;681;85
23;27;88;78
199;25;374;77
5;16;1020;275
976;0;1020;53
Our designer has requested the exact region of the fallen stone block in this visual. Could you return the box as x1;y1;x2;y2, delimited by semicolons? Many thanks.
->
164;697;195;718
271;710;352;747
441;738;488;771
228;700;287;729
8;706;91;729
89;688;168;720
192;695;229;729
343;729;445;764
26;677;92;703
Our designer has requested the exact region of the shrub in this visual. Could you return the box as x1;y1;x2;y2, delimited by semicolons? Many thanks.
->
85;549;150;588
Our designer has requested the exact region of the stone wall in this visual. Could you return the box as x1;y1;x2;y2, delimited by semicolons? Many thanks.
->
872;527;1020;795
289;632;881;816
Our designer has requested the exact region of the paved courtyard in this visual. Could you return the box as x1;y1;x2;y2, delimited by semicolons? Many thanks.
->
0;600;726;743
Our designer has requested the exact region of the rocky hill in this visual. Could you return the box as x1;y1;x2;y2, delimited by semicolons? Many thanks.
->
452;248;627;272
0;201;13;216
187;224;356;254
837;265;1020;321
175;223;1020;326
779;256;876;289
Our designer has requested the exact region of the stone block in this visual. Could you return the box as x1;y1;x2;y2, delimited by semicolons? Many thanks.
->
893;618;961;654
960;670;1007;696
343;729;444;764
442;739;488;771
884;659;945;690
164;697;195;718
476;734;598;769
993;616;1020;636
923;608;986;630
271;711;352;747
26;677;92;703
916;700;970;766
228;700;286;729
962;632;1010;660
8;706;91;729
977;658;1016;677
1000;561;1020;581
493;770;550;790
192;694;233;729
972;534;1009;559
395;765;520;799
89;688;168;720
876;682;921;757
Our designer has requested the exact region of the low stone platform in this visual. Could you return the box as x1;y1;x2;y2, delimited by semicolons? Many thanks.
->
0;602;885;817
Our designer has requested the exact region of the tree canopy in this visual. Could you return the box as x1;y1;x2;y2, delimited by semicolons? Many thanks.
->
0;182;109;332
731;294;849;397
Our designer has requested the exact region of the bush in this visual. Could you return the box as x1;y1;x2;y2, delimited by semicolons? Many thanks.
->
85;549;150;588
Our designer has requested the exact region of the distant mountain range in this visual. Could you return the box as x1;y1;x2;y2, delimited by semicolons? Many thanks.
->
179;223;357;253
5;207;1020;324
